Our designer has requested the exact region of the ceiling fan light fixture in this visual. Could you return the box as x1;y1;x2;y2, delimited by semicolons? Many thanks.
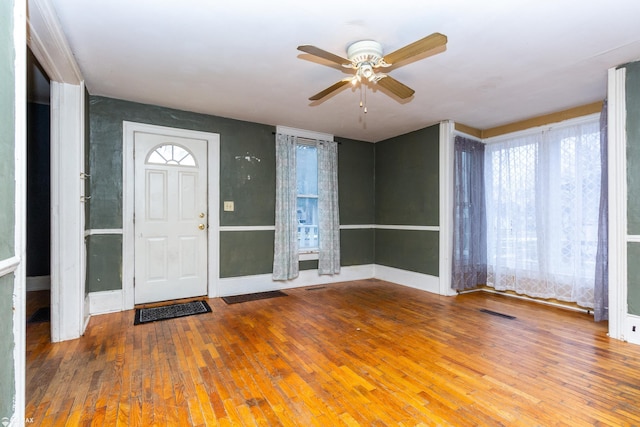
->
360;63;374;81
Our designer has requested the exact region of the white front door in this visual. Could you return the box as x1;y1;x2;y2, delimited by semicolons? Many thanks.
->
134;131;208;304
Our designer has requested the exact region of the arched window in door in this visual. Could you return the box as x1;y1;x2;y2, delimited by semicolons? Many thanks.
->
146;144;196;167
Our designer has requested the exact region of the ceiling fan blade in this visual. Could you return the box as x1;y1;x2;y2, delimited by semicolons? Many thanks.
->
297;45;350;66
376;75;415;99
382;32;447;65
309;80;351;101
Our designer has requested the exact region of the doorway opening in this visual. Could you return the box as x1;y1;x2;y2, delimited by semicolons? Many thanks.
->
25;48;51;330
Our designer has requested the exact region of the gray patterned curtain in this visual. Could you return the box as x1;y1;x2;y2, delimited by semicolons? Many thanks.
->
452;135;487;290
318;140;340;275
273;134;299;280
594;101;609;321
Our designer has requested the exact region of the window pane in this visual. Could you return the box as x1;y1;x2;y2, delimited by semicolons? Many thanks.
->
297;197;318;249
297;145;318;195
296;144;318;250
147;144;196;167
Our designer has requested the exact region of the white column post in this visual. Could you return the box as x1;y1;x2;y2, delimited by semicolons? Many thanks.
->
439;121;456;296
607;66;628;341
50;81;86;342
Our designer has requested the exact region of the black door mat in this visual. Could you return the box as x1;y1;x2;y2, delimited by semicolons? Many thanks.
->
134;300;212;325
27;307;50;324
222;290;287;304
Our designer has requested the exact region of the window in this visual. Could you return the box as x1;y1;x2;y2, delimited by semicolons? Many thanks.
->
147;144;196;166
296;144;318;251
273;126;339;280
484;117;601;307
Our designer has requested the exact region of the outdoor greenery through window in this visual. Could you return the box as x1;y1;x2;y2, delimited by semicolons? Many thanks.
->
297;144;319;251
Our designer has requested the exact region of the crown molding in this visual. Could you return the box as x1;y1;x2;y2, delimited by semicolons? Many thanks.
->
27;0;82;83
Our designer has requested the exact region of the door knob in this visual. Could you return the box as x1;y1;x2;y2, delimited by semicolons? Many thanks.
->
198;223;206;230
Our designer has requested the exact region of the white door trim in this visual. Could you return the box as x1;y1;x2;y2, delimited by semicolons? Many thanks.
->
439;120;456;296
607;66;628;341
28;0;88;343
123;122;220;309
50;81;87;342
12;0;27;422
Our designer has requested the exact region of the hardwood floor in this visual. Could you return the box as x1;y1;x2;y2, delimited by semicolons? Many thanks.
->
25;280;640;426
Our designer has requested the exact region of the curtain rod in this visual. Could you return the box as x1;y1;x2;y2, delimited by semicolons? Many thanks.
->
271;131;341;144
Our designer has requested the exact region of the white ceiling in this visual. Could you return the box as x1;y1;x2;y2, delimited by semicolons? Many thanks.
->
48;0;640;142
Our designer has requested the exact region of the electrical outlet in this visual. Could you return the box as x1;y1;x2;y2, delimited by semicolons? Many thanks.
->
628;318;640;345
223;201;234;212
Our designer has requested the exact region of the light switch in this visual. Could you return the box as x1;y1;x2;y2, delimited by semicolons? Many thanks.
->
223;201;235;212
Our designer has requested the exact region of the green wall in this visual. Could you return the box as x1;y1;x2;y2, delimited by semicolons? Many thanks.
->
0;0;16;418
628;243;640;315
375;125;439;226
337;137;375;225
375;229;439;275
341;228;375;266
627;62;640;234
86;235;122;292
337;136;375;266
374;125;440;275
626;61;640;315
0;2;15;261
87;96;376;290
0;275;15;419
219;230;275;278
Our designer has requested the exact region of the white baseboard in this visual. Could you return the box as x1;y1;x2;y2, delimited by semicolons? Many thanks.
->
216;264;375;297
89;290;123;315
626;314;640;345
26;275;51;291
373;264;440;295
87;264;444;312
83;293;91;331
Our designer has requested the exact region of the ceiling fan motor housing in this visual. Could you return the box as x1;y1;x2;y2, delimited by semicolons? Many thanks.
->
346;40;384;67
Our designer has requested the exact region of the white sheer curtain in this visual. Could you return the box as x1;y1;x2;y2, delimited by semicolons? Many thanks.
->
273;134;299;280
317;140;340;275
485;117;601;307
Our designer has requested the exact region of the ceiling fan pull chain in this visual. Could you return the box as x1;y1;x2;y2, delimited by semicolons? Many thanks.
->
364;84;368;114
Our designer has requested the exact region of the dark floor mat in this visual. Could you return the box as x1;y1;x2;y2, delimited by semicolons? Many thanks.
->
222;290;287;304
134;300;212;325
27;307;50;324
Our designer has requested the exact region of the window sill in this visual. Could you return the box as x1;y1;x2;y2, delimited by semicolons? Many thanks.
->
299;251;319;261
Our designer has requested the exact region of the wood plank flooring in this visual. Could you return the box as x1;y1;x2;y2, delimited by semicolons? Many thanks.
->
25;279;640;426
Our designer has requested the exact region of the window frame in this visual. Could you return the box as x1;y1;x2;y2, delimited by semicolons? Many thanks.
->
276;125;334;261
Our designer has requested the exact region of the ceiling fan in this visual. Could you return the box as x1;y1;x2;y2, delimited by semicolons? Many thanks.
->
297;32;447;102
